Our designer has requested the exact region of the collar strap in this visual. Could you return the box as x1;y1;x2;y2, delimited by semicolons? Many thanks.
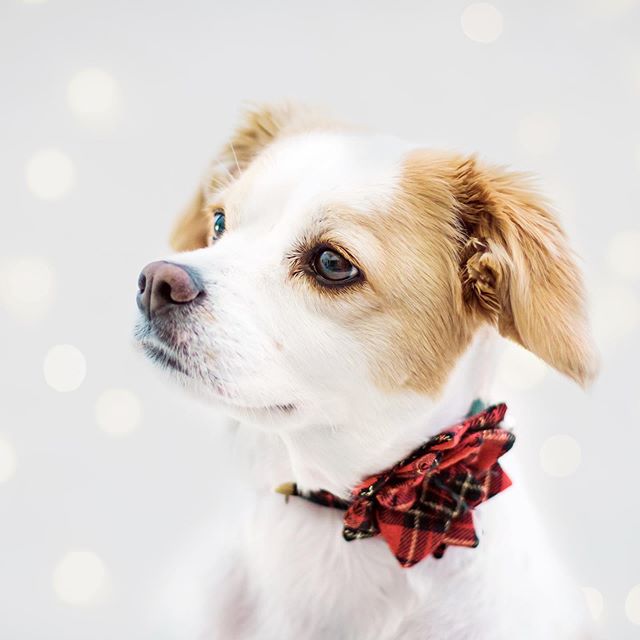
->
276;403;514;568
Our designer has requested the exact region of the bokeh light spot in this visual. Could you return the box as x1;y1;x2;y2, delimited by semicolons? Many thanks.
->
0;437;17;484
67;69;120;122
25;149;75;200
461;3;503;44
53;551;107;606
96;388;142;436
0;257;55;320
43;344;86;392
581;587;604;621
589;0;639;15
626;584;640;624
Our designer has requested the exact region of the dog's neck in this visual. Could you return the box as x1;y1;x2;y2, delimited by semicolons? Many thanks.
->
239;328;500;498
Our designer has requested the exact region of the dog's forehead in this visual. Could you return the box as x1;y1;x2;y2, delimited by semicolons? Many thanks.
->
224;131;413;228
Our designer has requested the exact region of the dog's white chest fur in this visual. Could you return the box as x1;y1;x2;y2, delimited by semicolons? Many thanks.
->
159;448;591;640
227;485;588;640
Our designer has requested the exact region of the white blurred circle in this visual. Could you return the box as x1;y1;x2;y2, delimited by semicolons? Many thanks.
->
96;388;142;436
626;585;640;625
53;551;107;605
590;0;639;15
581;587;604;621
0;437;17;484
461;3;503;44
516;114;559;156
540;435;581;477
0;257;55;320
591;283;640;348
25;149;75;200
608;230;640;280
497;344;547;390
43;344;86;392
67;69;120;121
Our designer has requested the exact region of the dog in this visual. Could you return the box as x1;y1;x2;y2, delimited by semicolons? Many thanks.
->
134;104;598;639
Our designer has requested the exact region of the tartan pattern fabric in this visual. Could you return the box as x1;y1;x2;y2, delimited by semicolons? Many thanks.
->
286;403;514;568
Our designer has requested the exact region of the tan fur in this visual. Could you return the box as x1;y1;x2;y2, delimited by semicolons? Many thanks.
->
393;150;597;388
212;102;335;187
355;153;478;394
455;156;597;385
171;103;337;251
170;189;210;252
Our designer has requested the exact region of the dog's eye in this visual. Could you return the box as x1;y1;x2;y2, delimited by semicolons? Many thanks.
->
212;210;226;241
312;248;360;285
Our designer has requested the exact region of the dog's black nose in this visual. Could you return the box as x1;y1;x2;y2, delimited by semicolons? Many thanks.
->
137;261;203;318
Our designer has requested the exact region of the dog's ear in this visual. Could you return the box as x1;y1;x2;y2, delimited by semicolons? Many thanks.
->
170;188;209;251
171;103;329;251
453;156;598;386
219;103;326;171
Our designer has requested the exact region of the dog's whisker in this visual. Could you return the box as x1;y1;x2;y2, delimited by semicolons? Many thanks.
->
228;141;241;173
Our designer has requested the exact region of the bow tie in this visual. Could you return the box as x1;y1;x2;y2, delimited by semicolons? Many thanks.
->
276;403;515;568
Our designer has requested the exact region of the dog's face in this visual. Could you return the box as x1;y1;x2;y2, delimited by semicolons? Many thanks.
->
135;105;596;429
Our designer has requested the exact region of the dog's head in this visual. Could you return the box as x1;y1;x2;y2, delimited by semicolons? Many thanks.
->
134;104;596;428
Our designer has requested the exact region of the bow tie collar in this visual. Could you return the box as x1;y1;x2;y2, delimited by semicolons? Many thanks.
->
276;403;515;568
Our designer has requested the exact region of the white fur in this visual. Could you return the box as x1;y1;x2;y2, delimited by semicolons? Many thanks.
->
137;131;596;639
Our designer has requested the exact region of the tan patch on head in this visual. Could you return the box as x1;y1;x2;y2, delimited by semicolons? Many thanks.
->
355;152;477;395
367;149;597;394
209;103;336;191
170;103;339;252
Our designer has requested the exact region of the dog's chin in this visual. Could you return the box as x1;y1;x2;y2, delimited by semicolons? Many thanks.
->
135;334;300;428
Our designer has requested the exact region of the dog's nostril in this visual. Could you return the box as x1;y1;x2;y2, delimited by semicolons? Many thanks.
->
137;273;147;294
157;279;173;304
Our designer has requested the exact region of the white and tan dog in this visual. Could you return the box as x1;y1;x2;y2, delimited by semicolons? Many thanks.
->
135;104;598;639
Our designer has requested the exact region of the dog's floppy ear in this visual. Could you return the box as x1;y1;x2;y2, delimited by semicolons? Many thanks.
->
454;157;598;386
170;103;329;251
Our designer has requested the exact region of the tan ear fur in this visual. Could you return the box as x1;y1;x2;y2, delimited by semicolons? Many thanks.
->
224;103;328;163
454;157;598;386
170;188;209;252
171;103;334;251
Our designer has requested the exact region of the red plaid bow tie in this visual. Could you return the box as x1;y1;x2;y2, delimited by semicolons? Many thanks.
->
277;403;514;568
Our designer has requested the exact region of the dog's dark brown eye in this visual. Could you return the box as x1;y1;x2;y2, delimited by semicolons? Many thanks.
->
312;248;360;285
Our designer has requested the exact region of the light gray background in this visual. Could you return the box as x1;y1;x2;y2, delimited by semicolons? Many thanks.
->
1;1;639;638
